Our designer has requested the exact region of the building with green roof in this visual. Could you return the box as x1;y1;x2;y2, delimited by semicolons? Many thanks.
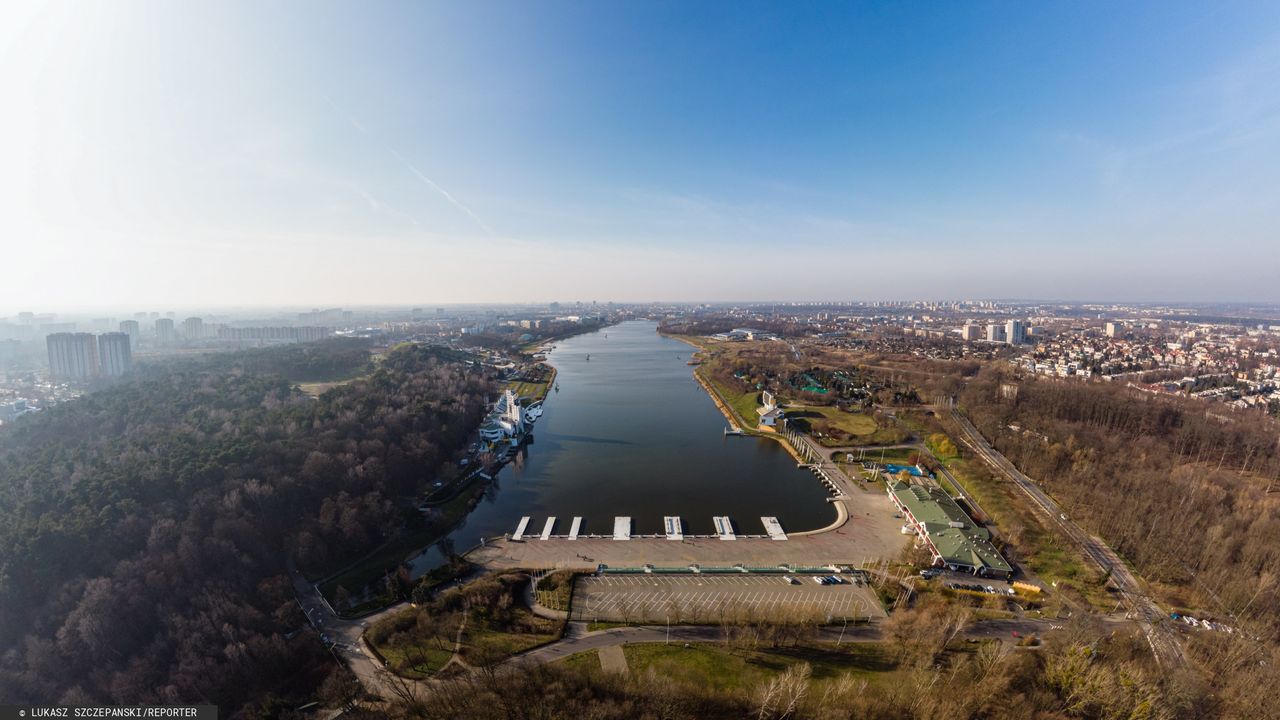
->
888;481;1012;579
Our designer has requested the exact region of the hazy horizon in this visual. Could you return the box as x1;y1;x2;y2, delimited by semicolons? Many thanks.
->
4;1;1280;307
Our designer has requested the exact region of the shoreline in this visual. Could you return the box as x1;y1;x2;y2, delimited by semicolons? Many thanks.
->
665;332;808;466
665;331;844;530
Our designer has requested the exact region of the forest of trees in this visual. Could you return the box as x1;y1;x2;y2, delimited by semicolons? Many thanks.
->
0;341;494;710
956;369;1280;711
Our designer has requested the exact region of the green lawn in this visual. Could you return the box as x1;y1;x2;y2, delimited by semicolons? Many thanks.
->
787;405;878;438
507;380;550;402
697;368;760;428
725;387;762;428
375;644;454;679
558;649;606;674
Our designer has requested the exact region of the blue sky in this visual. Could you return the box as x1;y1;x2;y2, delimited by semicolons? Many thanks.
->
2;1;1279;307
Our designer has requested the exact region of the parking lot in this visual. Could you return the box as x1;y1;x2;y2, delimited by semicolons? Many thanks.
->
571;574;886;624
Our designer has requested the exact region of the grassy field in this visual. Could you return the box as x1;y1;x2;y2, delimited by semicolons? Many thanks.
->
459;609;561;664
507;380;550;401
296;375;367;398
723;385;762;427
375;643;454;679
786;405;877;435
691;363;761;429
559;648;606;674
621;642;899;692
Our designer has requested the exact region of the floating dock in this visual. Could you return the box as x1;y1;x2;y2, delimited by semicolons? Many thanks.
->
512;516;531;541
761;516;787;540
713;516;736;540
664;516;683;540
613;516;631;541
540;516;556;540
568;516;582;540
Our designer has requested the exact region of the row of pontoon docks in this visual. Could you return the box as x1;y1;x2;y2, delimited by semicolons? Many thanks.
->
598;564;867;578
509;515;790;541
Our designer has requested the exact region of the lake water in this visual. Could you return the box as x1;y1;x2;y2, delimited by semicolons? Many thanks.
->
410;320;835;572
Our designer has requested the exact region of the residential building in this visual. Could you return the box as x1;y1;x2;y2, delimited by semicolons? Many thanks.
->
119;319;140;341
155;318;177;345
47;333;99;381
182;316;204;340
985;323;1006;343
97;332;132;377
1006;319;1026;345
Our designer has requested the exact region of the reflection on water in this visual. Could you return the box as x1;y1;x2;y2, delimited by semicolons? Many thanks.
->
410;320;835;574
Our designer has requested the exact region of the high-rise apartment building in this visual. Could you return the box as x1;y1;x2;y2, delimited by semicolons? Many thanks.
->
985;323;1006;343
98;332;133;377
182;317;204;340
47;333;99;381
1105;321;1122;338
119;319;140;340
155;318;177;344
961;323;981;341
1006;319;1026;345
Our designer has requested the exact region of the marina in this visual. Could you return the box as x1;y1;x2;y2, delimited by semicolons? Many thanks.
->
410;321;840;574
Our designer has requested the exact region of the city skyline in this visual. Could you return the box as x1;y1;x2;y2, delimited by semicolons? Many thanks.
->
4;1;1280;307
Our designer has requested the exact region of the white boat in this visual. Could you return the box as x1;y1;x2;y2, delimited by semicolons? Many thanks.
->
523;401;544;424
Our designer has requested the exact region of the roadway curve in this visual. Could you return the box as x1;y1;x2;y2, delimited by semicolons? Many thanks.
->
945;409;1187;667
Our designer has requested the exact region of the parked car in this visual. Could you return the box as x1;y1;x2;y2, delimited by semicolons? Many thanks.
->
783;575;799;585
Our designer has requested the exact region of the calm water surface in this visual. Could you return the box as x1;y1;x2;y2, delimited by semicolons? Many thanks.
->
411;320;834;572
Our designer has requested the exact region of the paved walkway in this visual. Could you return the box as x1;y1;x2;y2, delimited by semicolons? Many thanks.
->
597;645;629;674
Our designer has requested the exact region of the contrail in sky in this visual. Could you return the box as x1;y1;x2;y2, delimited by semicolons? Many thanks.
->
323;94;494;235
388;148;495;235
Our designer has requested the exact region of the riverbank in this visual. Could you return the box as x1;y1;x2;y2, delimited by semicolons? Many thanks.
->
520;320;620;354
666;332;809;467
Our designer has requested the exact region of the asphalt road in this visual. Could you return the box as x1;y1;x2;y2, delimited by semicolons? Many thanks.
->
289;568;410;701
